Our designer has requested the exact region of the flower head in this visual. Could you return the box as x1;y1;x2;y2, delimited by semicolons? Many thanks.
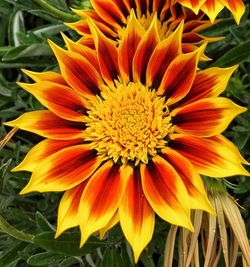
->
5;15;248;262
177;0;245;24
67;0;221;54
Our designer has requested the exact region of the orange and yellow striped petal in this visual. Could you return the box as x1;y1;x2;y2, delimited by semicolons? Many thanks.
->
20;145;101;194
21;69;67;85
178;0;207;14
201;0;224;23
146;21;183;89
132;15;160;83
180;65;238;106
160;147;214;214
169;134;249;177
48;40;103;97
157;47;203;105
219;0;245;24
99;211;119;239
172;97;246;137
17;81;89;122
119;167;155;263
12;139;83;172
55;181;88;238
140;156;194;231
88;18;119;88
4;110;85;140
118;10;145;84
79;161;132;246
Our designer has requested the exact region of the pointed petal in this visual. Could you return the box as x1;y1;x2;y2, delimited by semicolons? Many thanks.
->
118;10;145;84
99;211;119;239
12;139;83;172
48;40;102;97
132;15;160;84
140;156;194;230
20;145;101;194
55;181;88;237
172;97;247;137
91;0;127;28
178;0;207;14
161;147;214;214
4;110;85;140
61;33;100;72
17;81;89;122
21;69;67;85
179;65;238;106
201;0;224;23
79;161;132;246
65;19;91;36
157;45;205;105
88;19;119;88
119;167;155;262
169;134;250;177
146;21;183;89
219;0;245;24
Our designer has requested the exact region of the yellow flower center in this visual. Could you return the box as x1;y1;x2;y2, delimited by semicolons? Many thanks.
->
85;82;173;165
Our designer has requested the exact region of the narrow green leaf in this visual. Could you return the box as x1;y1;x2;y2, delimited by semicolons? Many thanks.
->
100;248;124;267
33;232;115;256
27;252;66;266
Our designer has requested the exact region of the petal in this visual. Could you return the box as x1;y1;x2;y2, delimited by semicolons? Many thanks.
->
79;161;132;246
219;0;245;24
178;0;207;14
119;167;155;263
160;147;214;214
132;15;160;84
55;181;88;238
99;211;119;239
179;65;238;106
12;139;83;172
61;33;100;72
21;69;67;85
20;144;101;194
17;81;89;122
48;40;102;97
91;0;127;28
88;19;119;88
169;134;249;177
146;21;183;89
201;0;224;23
4;110;85;140
172;97;247;137
157;45;205;105
118;10;145;84
140;156;194;230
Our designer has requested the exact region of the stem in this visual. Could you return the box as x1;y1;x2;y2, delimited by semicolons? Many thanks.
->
33;0;79;22
0;127;18;151
0;215;34;243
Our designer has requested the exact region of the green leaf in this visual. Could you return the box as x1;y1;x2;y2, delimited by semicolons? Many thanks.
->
27;252;66;266
100;248;124;267
2;44;52;61
8;9;25;46
33;232;115;256
212;40;250;67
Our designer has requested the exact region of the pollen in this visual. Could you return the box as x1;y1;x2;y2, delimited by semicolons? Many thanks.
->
85;82;173;165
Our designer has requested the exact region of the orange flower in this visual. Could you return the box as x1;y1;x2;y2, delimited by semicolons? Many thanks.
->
177;0;245;23
5;16;248;262
67;0;221;54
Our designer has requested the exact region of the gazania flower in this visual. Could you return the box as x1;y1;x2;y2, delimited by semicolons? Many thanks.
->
177;0;245;24
67;0;221;54
164;180;250;267
5;16;248;262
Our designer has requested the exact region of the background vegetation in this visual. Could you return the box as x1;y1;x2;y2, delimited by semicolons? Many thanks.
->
0;0;249;266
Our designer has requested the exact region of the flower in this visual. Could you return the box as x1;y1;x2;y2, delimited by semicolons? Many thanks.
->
177;0;245;24
164;180;250;267
67;1;221;55
5;15;249;262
